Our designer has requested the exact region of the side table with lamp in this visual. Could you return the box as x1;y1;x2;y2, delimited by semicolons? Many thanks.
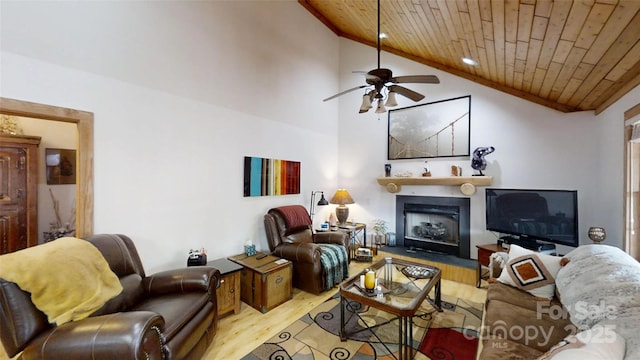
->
329;188;371;261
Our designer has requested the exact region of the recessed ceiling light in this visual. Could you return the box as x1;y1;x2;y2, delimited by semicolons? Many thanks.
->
379;33;388;39
462;57;477;66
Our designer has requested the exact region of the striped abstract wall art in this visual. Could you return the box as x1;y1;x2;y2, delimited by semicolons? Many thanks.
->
243;156;300;197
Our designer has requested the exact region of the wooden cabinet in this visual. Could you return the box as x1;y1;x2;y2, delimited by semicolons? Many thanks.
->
207;257;242;317
229;253;292;313
0;135;41;254
217;271;241;316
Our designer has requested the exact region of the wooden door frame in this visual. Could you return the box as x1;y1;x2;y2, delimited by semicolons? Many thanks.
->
0;97;94;237
624;103;640;256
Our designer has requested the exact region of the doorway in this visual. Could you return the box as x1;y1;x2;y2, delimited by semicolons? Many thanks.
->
624;103;640;260
0;97;94;238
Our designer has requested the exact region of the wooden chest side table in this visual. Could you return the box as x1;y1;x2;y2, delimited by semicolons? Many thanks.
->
207;257;243;317
476;244;503;288
228;253;293;313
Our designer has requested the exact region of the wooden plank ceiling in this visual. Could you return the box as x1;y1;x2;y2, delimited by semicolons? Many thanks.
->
299;0;640;114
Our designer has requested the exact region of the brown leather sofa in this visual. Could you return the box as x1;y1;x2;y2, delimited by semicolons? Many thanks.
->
264;205;349;294
0;234;220;360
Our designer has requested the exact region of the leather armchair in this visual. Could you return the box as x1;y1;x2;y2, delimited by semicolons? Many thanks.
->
264;205;349;294
0;234;220;360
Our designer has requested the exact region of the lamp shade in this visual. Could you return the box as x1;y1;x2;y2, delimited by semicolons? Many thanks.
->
359;93;373;113
309;190;329;219
385;90;398;107
317;193;329;205
330;189;354;205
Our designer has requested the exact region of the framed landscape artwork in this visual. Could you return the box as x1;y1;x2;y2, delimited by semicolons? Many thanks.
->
388;95;471;160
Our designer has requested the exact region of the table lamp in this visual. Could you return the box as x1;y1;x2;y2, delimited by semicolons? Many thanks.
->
330;189;354;225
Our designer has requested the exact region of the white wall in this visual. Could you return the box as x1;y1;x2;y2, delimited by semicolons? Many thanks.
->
0;1;340;272
335;39;636;256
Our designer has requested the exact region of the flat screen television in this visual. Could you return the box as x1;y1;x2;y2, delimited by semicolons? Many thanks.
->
485;188;579;248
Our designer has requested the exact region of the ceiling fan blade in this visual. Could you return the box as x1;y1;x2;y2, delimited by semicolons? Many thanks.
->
388;85;425;102
391;75;440;84
323;85;368;102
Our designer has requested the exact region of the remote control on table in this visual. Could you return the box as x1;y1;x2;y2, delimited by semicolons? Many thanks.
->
256;253;267;260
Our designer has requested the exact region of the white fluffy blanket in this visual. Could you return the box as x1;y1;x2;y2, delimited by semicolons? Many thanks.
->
556;244;640;360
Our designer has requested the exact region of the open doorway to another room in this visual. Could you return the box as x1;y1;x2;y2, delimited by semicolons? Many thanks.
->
19;116;78;242
0;97;94;243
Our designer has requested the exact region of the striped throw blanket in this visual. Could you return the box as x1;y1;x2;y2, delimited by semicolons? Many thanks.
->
318;244;348;290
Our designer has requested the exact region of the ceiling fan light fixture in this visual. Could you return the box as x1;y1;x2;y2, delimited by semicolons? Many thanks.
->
385;90;398;107
320;0;438;114
359;91;374;112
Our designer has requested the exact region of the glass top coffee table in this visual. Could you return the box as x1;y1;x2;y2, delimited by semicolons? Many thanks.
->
339;257;442;360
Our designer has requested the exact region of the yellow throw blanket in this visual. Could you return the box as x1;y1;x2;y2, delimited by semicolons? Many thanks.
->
0;237;123;325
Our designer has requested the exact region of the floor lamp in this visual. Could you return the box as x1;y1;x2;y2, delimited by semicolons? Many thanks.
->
310;190;329;225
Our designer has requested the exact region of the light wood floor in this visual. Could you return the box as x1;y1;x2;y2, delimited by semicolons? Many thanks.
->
203;249;487;359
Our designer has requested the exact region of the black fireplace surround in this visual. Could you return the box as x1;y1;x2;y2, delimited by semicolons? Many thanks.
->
395;195;471;259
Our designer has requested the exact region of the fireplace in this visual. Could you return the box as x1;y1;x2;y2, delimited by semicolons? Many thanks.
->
395;195;470;259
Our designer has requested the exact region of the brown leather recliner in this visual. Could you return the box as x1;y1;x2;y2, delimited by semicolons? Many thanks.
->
264;205;349;294
0;234;220;360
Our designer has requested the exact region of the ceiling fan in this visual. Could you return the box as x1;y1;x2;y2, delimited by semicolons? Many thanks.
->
322;0;440;114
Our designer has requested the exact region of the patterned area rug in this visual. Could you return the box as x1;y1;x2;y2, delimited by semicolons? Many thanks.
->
241;293;483;360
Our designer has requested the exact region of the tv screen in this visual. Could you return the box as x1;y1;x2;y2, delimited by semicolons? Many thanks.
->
485;188;579;248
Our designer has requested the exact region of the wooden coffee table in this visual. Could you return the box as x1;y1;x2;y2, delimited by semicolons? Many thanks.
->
339;258;442;360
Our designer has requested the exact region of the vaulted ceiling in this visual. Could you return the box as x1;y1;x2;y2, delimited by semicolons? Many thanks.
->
299;0;640;114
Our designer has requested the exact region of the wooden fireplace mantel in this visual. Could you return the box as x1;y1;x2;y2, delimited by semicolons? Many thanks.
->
376;176;493;195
